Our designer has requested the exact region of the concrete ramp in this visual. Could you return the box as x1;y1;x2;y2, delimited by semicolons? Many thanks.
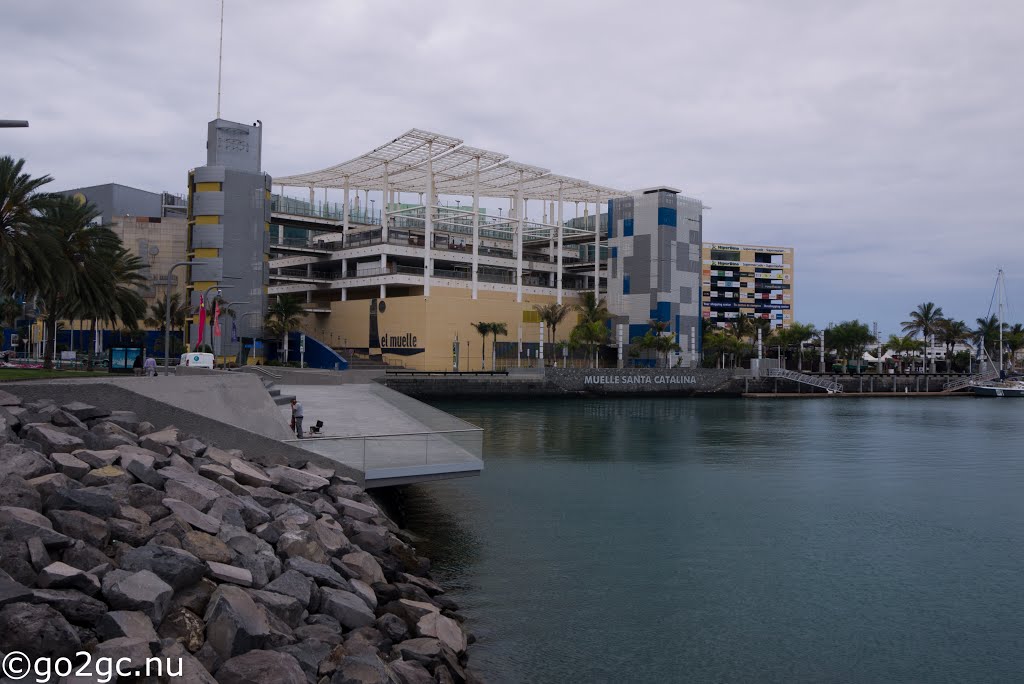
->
277;383;484;488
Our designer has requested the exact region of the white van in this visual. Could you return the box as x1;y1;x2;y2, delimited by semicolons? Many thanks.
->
180;352;215;369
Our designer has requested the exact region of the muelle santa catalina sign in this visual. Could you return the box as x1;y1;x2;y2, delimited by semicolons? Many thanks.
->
583;373;698;385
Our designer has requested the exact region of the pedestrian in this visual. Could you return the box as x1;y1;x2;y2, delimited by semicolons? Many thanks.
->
144;355;157;377
291;397;304;438
132;353;143;377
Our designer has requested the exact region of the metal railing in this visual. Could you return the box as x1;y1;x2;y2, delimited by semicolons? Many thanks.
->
767;368;843;393
943;369;1001;391
283;428;483;474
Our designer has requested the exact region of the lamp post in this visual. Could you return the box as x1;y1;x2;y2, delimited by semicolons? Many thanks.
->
202;285;234;358
163;261;197;375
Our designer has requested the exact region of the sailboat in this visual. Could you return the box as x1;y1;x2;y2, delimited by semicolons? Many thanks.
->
973;269;1024;396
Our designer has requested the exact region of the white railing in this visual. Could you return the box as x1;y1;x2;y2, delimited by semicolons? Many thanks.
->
943;370;1000;392
767;368;843;394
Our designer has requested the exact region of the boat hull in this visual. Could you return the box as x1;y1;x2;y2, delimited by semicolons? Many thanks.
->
973;385;1024;397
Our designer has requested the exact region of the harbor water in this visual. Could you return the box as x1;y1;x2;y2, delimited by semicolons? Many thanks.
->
398;397;1024;683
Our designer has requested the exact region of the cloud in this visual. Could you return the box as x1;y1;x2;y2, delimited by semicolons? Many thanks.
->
3;0;1022;333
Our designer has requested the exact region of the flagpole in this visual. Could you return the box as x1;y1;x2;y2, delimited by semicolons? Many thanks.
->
216;0;224;119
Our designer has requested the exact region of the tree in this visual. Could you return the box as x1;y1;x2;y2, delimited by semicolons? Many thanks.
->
973;314;1001;370
702;329;743;368
145;292;187;333
824;320;875;372
533;302;572;362
570;320;608;368
0;295;22;329
572;292;610;368
489;322;508;369
884;334;922;373
728;313;755;341
902;302;944;372
936;319;971;369
771;322;817;370
37;197;123;369
1005;323;1024;370
630;319;680;368
266;295;306;364
472;322;491;370
0;156;57;294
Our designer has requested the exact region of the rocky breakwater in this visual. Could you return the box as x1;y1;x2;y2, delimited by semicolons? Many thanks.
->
0;389;476;684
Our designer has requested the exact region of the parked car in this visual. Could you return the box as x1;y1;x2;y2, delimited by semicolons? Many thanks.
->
180;352;215;369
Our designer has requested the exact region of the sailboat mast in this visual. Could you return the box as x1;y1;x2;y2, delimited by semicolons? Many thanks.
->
998;269;1004;371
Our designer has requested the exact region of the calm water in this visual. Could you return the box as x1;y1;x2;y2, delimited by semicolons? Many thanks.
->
397;398;1024;684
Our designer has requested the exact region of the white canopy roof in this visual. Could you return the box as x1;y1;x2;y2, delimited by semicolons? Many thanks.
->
275;129;629;202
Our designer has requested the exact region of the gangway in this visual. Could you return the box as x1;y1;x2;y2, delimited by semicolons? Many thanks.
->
766;368;843;394
943;370;1000;392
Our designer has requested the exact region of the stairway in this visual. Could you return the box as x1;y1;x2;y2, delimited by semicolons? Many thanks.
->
766;368;843;394
247;366;296;405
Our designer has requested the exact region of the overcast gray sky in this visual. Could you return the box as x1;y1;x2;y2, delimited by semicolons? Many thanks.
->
3;0;1022;334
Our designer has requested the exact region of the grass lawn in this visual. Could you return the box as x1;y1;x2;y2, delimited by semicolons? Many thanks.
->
0;369;110;381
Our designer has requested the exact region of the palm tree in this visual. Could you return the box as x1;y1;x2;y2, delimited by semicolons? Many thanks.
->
574;291;609;325
973;314;1001;370
37;197;124;369
572;292;610;368
902;302;944;372
200;295;237;354
0;295;22;329
936;319;971;369
1005;323;1024;370
489;322;508;369
533;302;572;364
630;319;681;367
145;292;187;334
266;295;306;363
824;320;875;372
472;322;491;370
729;313;755;342
0;156;57;294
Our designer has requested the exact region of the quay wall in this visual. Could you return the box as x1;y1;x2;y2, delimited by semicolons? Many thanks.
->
384;369;964;399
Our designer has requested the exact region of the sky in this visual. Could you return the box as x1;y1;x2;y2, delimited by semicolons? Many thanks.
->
3;0;1022;335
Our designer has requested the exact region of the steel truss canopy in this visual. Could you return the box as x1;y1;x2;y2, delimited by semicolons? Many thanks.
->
274;129;628;201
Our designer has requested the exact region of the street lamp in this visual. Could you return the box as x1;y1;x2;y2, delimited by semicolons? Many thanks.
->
370;199;375;223
163;261;197;375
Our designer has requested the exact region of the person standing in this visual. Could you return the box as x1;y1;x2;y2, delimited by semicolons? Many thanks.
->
132;353;143;377
291;398;304;438
144;355;157;377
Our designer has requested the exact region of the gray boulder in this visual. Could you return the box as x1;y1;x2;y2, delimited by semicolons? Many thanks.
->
51;451;91;479
96;610;159;643
0;506;73;548
0;576;33;607
330;654;392;684
277;638;334;682
390;659;435;684
339;551;386;585
230;458;272;487
119;544;206;590
182;530;234;563
22;424;84;455
203;584;271;660
73;448;120;469
267;465;330;493
285;557;350;590
162;497;221;534
80;464;133;487
48;509;110;547
335;497;380;522
158;640;218;684
0;601;81;660
36;561;100;595
91;636;153;673
216;649;306;684
247;589;305;628
207;561;253;587
44;485;119;517
0;474;41;510
60;402;110;422
102;569;174;624
264;569;314;608
0;444;55;479
30;588;107;625
319;587;376;630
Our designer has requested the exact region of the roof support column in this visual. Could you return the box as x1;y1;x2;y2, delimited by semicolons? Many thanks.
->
593;196;601;301
381;162;389;243
424;141;433;297
471;155;480;300
556;184;564;305
342;175;350;242
516;171;524;303
309;186;315;214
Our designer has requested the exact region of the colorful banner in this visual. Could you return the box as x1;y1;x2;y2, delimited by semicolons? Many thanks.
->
213;301;221;338
197;294;206;348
